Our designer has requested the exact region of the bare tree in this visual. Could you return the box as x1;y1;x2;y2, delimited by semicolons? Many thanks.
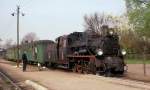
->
84;13;119;34
4;39;13;49
22;32;39;44
84;13;143;53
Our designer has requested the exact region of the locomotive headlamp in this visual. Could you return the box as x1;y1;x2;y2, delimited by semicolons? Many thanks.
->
121;50;126;55
109;31;113;35
97;49;103;56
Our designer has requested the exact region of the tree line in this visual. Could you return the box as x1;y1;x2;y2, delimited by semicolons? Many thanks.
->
0;32;38;49
83;0;150;54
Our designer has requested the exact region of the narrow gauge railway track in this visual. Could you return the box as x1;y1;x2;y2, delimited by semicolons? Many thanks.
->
0;70;22;90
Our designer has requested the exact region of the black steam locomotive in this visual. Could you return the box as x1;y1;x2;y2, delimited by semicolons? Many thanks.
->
47;26;127;76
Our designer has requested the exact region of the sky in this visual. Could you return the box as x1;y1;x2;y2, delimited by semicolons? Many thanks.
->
0;0;126;44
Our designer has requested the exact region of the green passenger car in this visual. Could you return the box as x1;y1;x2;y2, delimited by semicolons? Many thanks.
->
6;40;54;66
6;46;18;61
21;40;54;65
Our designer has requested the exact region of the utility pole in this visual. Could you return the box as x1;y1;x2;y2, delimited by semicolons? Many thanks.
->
142;36;146;76
143;46;146;76
17;5;20;68
12;5;24;67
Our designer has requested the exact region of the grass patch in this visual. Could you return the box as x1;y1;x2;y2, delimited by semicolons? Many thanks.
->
126;59;150;64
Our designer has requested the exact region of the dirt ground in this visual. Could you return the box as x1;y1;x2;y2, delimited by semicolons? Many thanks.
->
0;59;150;90
125;64;150;82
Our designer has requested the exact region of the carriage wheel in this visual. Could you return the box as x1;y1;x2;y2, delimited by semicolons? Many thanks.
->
76;65;83;73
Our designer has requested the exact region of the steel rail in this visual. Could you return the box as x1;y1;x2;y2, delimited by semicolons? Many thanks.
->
0;71;22;90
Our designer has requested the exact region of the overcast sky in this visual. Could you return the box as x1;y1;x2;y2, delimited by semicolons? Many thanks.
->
0;0;126;43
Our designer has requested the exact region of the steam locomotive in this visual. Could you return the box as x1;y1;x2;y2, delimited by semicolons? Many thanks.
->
6;26;126;76
47;26;127;76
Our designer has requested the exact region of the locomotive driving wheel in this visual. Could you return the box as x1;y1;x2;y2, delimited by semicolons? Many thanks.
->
99;63;106;75
72;64;89;74
72;64;82;73
72;64;77;73
82;64;89;74
104;65;112;77
88;62;96;74
105;69;112;77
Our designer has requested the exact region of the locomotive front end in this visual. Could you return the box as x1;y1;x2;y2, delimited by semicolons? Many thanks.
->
95;29;127;76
